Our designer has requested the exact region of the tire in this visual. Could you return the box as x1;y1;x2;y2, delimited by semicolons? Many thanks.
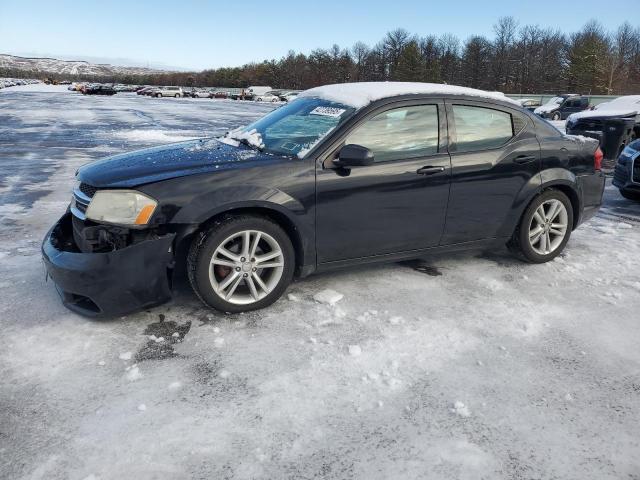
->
551;112;561;121
175;94;179;98
188;215;295;313
508;190;573;263
620;189;640;202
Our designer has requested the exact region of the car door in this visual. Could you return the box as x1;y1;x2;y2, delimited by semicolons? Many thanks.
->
441;100;541;245
315;100;451;263
562;98;581;119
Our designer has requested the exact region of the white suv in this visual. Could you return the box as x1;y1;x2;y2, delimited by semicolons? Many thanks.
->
154;86;183;98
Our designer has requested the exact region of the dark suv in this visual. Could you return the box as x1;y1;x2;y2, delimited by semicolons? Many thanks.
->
613;139;640;201
534;95;589;121
42;82;606;317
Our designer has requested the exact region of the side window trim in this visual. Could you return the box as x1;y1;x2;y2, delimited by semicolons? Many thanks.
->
319;99;448;167
445;100;525;154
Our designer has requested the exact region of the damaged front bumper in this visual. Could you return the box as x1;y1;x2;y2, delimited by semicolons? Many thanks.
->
42;212;176;317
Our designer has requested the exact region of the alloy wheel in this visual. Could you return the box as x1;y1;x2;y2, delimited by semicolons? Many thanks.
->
528;199;569;255
208;230;284;305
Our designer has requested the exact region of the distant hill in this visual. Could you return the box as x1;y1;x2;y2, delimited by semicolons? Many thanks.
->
0;54;172;77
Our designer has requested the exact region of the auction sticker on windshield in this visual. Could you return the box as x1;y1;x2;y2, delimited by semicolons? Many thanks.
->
309;106;346;117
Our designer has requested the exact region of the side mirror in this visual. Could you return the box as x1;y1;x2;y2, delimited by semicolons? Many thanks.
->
333;144;374;168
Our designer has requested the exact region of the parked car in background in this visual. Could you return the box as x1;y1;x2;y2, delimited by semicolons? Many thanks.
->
154;86;183;98
136;87;154;95
245;86;272;99
534;94;589;120
211;91;230;99
516;98;542;112
255;92;281;102
82;84;117;96
191;88;213;98
42;82;605;317
566;95;640;161
280;92;299;102
613;139;640;201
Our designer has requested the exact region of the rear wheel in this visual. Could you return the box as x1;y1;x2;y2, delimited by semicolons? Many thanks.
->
509;190;573;263
175;94;180;98
188;215;294;313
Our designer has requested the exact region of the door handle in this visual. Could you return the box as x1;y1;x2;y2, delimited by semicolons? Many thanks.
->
513;155;537;164
416;166;446;175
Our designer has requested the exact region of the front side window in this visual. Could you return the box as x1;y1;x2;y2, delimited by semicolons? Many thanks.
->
345;105;439;162
452;105;514;153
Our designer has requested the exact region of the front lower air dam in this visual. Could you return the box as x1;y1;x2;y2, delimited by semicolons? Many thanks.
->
42;212;176;317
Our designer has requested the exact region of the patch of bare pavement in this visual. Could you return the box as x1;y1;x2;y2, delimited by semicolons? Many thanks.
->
1;85;639;480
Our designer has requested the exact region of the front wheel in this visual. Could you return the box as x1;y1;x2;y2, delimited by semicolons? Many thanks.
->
509;190;573;263
188;215;295;313
620;189;640;202
551;112;561;121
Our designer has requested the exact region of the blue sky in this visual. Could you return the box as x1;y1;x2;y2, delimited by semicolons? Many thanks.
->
0;0;626;70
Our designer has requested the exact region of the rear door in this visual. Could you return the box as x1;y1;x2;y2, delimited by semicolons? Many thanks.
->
316;100;451;263
441;100;541;244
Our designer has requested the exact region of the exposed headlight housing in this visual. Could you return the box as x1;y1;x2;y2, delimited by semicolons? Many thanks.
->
85;190;157;226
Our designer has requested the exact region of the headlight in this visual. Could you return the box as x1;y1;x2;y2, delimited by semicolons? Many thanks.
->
85;190;157;226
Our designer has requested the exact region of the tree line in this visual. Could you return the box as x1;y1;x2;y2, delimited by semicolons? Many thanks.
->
4;18;640;95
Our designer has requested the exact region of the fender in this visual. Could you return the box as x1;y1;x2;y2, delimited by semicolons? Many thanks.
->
497;168;582;238
170;185;306;224
496;172;543;238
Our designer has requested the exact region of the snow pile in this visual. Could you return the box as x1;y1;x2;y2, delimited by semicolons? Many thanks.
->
299;82;517;108
348;345;362;356
451;401;471;417
220;127;265;150
313;289;344;306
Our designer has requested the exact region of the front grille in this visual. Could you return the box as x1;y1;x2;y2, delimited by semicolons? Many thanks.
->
75;201;88;214
614;163;628;185
79;182;97;198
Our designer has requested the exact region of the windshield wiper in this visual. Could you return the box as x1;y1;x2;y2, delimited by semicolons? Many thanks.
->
225;135;264;152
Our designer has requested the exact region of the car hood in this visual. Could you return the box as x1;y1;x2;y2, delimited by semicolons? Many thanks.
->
534;104;559;114
77;138;281;188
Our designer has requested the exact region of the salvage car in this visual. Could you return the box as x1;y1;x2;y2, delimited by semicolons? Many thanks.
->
42;82;606;317
613;139;640;201
534;94;589;120
566;95;640;160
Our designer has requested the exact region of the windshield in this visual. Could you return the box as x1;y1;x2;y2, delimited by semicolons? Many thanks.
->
224;97;356;157
546;96;564;105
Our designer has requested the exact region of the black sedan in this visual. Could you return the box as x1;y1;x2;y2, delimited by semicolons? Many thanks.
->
82;84;117;96
42;82;606;317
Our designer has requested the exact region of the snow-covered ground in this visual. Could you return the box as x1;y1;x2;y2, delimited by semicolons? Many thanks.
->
1;84;639;480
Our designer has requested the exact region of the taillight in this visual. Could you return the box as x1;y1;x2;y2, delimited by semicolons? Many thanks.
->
594;147;603;171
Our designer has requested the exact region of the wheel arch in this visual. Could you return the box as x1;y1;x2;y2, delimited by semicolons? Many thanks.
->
175;204;309;277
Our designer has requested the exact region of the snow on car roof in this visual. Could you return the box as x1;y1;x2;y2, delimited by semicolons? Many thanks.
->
298;82;518;108
568;95;640;121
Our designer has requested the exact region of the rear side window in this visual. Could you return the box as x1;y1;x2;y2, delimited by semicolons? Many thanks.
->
452;105;514;153
345;105;439;162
